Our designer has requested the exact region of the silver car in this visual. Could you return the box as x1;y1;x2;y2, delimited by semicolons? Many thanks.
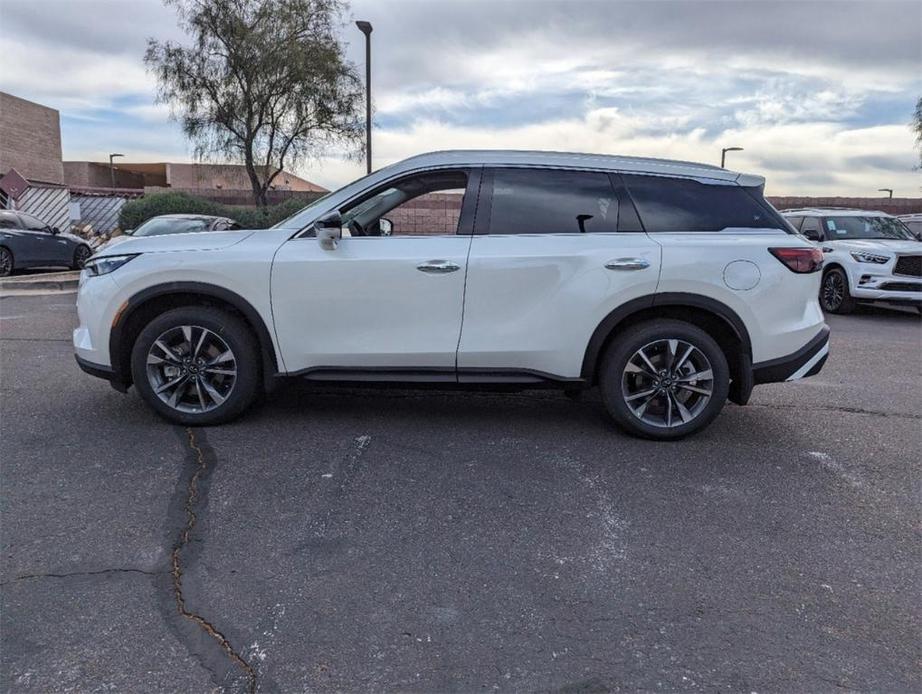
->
0;210;92;277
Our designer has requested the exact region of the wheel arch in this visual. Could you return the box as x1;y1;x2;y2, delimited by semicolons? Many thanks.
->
109;282;279;387
581;293;754;404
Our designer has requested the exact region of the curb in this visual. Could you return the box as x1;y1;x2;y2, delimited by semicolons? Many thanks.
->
0;271;80;294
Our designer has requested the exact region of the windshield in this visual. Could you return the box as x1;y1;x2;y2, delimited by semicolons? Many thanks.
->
133;218;211;237
824;216;917;241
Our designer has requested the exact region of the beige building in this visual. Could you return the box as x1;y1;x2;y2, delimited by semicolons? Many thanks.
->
0;91;65;185
63;160;327;193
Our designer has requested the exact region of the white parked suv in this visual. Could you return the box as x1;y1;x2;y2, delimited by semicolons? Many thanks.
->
782;208;922;314
74;150;829;439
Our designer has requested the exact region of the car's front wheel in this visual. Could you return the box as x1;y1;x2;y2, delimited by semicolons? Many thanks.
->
820;267;856;314
599;320;730;440
130;306;261;425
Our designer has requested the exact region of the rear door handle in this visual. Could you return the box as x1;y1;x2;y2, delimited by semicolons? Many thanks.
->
605;258;650;271
417;260;460;274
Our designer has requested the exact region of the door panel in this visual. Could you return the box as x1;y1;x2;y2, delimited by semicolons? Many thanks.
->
271;235;472;373
458;234;660;378
458;167;660;379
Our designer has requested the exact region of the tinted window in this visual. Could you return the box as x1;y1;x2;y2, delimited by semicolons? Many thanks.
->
622;175;783;232
800;217;823;240
785;216;804;231
487;169;620;234
0;212;19;229
823;216;916;241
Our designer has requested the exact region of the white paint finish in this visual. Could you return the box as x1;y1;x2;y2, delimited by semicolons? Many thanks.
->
723;259;761;290
652;231;826;363
457;233;660;377
270;235;472;371
74;229;290;368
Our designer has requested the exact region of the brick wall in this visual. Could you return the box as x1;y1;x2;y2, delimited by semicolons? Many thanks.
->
387;192;464;235
768;196;922;215
0;92;64;184
63;161;145;189
166;163;326;192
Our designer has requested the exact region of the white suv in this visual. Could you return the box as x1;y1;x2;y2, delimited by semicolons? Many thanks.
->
782;208;922;314
74;150;828;439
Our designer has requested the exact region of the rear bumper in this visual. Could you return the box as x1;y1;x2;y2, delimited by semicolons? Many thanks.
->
74;354;129;392
753;325;830;384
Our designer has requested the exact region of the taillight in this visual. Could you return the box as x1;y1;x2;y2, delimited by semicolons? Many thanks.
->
768;247;824;273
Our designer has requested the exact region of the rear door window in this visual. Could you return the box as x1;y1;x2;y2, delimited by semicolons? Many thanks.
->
482;168;641;234
800;217;823;241
622;174;784;232
785;216;804;232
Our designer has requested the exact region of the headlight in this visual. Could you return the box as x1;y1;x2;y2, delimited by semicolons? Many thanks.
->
850;252;889;264
83;254;138;276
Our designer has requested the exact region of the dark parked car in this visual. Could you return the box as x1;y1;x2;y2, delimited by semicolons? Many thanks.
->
0;210;92;277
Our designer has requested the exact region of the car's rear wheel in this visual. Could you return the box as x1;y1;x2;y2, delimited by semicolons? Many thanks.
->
130;306;260;425
72;244;92;270
0;247;12;277
599;320;730;440
820;268;856;314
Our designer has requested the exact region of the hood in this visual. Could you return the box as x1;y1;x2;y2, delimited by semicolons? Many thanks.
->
825;238;922;254
95;229;256;256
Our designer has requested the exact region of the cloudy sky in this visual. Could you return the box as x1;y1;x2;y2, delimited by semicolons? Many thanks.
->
1;0;920;195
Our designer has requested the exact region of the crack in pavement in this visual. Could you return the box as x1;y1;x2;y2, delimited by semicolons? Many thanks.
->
171;427;257;694
1;568;164;586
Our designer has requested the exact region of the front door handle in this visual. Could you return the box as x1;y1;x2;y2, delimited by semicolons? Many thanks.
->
605;258;650;271
417;260;461;274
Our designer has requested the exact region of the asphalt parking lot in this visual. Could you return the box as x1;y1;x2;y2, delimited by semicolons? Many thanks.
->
1;292;920;693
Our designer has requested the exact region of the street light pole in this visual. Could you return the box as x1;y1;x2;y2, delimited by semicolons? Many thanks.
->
356;21;373;174
878;188;893;199
109;153;124;188
720;146;743;168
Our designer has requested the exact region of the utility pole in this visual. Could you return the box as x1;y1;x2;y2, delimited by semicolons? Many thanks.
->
720;146;743;168
356;21;373;174
109;153;124;188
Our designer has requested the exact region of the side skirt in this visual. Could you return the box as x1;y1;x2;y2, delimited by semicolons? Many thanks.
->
282;366;588;390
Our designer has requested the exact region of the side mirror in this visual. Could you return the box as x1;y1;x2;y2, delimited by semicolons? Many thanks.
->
314;211;342;251
803;229;821;242
379;218;393;236
50;226;60;235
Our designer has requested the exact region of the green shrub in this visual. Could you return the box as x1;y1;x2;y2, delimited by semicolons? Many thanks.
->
118;192;314;231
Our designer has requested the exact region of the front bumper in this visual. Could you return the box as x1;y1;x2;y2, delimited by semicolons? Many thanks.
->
753;325;830;384
851;272;921;303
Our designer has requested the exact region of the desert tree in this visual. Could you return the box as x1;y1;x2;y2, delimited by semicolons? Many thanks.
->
146;0;363;207
913;96;922;168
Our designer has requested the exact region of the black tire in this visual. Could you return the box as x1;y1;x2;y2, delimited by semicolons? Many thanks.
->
130;306;261;425
599;319;730;440
820;267;856;314
72;244;92;270
0;247;12;277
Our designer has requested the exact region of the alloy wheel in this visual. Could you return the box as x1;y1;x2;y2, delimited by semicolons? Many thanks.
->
822;272;844;311
0;248;11;276
621;338;714;428
75;246;92;268
145;325;237;413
